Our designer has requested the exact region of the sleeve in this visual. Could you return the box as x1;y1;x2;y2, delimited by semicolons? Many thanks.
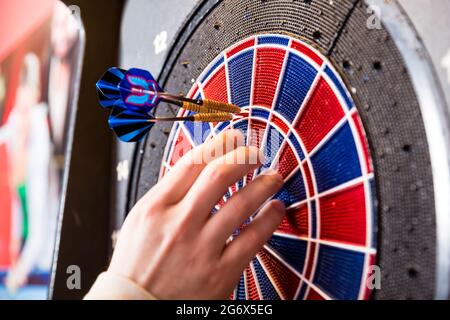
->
84;271;157;300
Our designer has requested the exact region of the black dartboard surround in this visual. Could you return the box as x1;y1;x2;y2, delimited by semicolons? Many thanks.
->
127;0;436;299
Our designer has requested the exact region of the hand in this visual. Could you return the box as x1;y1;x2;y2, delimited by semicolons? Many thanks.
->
108;129;285;299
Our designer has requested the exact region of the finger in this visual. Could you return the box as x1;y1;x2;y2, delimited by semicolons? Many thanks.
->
143;129;245;204
221;200;285;274
181;146;263;222
202;170;283;247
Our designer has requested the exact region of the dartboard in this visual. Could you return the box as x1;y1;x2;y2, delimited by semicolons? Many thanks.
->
160;34;377;300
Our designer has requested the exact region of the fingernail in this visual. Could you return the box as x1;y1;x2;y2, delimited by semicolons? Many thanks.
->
257;149;266;164
261;169;283;188
271;200;286;214
262;169;281;178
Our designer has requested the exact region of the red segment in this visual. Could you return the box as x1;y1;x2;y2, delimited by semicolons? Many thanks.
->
352;112;373;174
294;77;345;153
277;145;298;179
245;172;254;186
271;114;289;135
258;249;300;300
227;38;255;58
304;242;316;279
291;40;323;66
306;288;325;300
216;197;226;209
277;204;309;237
253;48;285;108
302;162;315;197
248;119;266;149
319;183;367;246
169;129;193;166
245;265;260;300
203;66;228;103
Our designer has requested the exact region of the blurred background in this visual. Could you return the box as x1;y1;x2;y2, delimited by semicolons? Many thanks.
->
0;0;123;299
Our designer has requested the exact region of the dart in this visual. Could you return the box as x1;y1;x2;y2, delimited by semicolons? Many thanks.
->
96;67;242;114
109;108;233;142
96;67;243;142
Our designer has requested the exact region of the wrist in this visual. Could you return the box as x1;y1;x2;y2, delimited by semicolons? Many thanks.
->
84;271;157;300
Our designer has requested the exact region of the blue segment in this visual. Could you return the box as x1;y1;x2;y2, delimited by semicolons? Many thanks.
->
251;108;270;120
285;170;307;203
228;50;254;107
233;217;251;238
201;56;224;83
184;114;211;145
274;170;306;206
236;275;246;300
274;53;317;122
310;122;362;193
183;112;195;141
258;35;289;46
274;187;291;205
288;133;305;161
325;65;353;110
262;125;284;169
252;259;280;300
313;245;365;300
267;235;307;273
215;121;231;134
297;283;307;300
233;120;249;144
310;201;317;238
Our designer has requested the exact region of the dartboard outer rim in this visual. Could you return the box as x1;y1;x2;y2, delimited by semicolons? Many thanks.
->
160;34;377;301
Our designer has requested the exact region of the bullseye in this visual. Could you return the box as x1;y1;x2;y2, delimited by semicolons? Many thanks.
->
161;34;377;300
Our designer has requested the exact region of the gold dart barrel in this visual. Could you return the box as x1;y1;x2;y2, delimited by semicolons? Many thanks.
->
182;101;219;114
202;99;241;114
192;112;233;122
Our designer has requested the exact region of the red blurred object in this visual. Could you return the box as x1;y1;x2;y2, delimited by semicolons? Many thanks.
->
0;0;54;270
0;0;54;62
